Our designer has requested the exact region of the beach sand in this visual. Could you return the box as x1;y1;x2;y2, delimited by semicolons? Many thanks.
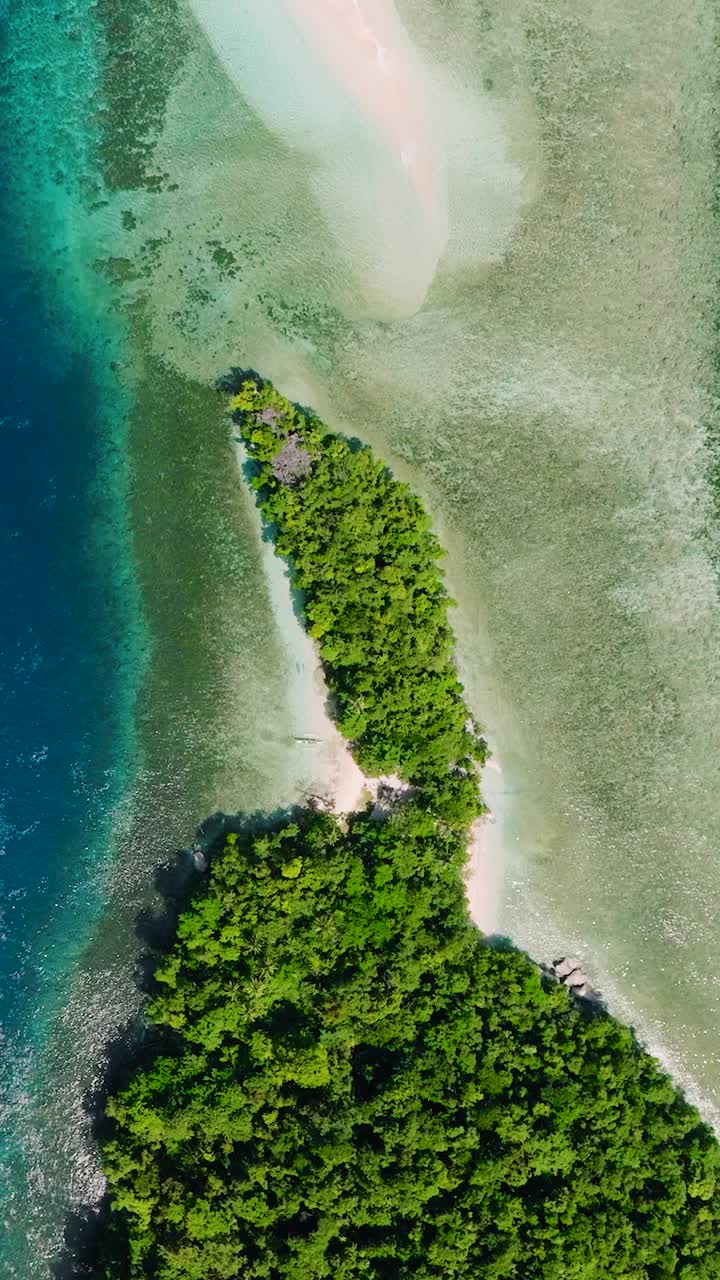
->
234;439;500;932
234;440;366;809
464;757;504;934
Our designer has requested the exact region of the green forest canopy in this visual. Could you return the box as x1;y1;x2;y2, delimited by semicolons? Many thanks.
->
98;378;720;1279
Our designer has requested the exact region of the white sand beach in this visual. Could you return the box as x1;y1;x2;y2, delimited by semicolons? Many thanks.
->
236;438;501;932
464;757;504;934
234;441;365;808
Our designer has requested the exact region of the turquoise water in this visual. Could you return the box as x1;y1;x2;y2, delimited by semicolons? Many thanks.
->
0;2;143;1269
132;0;720;1125
3;0;720;1270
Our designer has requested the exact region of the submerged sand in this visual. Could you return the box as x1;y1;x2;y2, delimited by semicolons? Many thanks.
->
186;0;450;315
94;0;720;1123
284;0;447;226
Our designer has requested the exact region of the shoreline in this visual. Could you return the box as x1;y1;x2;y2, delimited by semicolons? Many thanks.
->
234;437;501;933
234;439;367;813
465;756;504;935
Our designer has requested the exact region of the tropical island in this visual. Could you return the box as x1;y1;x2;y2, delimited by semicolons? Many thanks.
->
96;379;720;1279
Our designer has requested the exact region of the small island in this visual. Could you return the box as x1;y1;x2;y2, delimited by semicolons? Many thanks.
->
97;378;720;1279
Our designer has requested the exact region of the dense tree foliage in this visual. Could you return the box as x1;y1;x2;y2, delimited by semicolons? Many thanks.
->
98;378;720;1278
230;378;486;815
102;808;720;1279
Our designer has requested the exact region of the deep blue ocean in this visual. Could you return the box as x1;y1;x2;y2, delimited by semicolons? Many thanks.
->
0;2;142;1267
0;230;129;1046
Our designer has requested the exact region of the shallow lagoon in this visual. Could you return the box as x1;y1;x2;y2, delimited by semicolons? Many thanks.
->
3;0;720;1271
140;0;720;1120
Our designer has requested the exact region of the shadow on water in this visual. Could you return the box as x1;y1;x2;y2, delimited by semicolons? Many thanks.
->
220;367;311;629
49;801;311;1279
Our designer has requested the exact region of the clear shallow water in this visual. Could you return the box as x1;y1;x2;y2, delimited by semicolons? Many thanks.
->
126;0;720;1123
0;5;356;1268
0;2;143;1269
4;0;720;1270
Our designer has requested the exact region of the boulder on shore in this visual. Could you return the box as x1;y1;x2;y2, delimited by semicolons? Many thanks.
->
550;955;601;1003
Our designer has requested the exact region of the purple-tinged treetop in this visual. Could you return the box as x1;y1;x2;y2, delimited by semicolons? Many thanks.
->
257;406;285;427
270;433;313;485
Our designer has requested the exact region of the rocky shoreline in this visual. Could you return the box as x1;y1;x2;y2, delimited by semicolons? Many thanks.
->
546;956;601;1004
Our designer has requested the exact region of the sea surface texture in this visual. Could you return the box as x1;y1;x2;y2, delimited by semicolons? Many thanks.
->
0;1;141;1269
2;0;720;1273
134;0;720;1115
